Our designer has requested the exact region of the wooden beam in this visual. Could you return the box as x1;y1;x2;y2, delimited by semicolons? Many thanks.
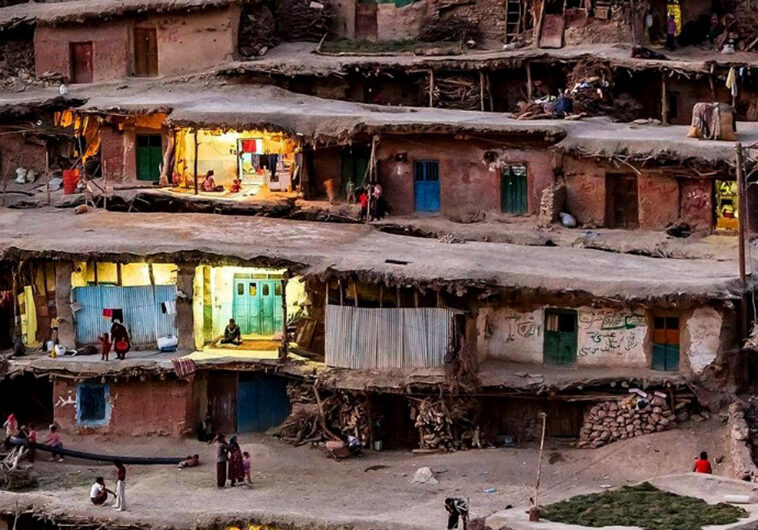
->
279;277;289;361
661;74;668;125
428;70;435;108
526;62;533;101
193;130;199;195
479;71;486;111
352;281;359;308
45;145;51;207
379;284;384;308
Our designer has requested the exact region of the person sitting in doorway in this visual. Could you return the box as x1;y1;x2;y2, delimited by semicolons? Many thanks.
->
90;477;115;505
220;318;242;345
202;170;224;192
110;319;130;360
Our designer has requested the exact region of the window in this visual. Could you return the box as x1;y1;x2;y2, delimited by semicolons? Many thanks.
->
249;283;257;296
77;383;109;426
652;317;680;371
262;284;270;296
413;161;439;182
237;283;244;296
274;283;282;296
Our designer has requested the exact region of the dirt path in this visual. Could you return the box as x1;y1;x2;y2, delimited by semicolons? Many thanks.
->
0;417;729;529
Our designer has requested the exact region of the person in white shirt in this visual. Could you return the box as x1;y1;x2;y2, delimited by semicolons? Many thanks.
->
90;477;114;505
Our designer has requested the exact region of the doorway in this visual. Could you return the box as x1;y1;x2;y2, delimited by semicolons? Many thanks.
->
652;316;680;371
355;1;378;40
341;146;369;194
605;174;639;229
136;134;163;181
501;164;528;214
134;27;158;77
237;373;290;433
543;309;577;365
232;276;283;336
413;160;441;213
69;42;93;84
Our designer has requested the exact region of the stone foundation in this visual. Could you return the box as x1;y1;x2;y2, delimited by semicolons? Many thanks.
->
578;394;675;448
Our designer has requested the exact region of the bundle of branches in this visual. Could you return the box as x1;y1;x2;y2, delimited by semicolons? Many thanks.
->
419;16;481;43
411;396;481;451
423;74;481;110
238;3;278;57
1;446;38;491
276;0;333;42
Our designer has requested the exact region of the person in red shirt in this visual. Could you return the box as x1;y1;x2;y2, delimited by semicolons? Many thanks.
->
693;451;712;473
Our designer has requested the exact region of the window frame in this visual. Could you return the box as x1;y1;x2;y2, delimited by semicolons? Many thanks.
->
76;383;111;427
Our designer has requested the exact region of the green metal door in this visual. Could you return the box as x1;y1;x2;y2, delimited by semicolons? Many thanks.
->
136;134;163;181
652;317;680;371
501;164;528;214
543;309;577;365
232;278;283;337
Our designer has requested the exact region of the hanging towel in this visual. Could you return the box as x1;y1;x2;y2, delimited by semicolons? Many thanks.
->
161;300;177;315
726;67;738;98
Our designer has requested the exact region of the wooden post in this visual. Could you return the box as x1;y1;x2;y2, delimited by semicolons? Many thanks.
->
526;62;534;101
11;265;19;340
487;72;494;111
352;281;359;307
436;288;443;307
279;277;289;361
338;279;344;306
414;289;419;308
379;284;384;308
534;0;546;48
530;411;548;521
116;263;122;287
324;280;329;305
737;142;747;286
193;130;199;195
102;159;108;211
661;74;669;125
148;263;155;286
45;145;51;206
396;286;401;308
428;70;435;108
479;71;486;111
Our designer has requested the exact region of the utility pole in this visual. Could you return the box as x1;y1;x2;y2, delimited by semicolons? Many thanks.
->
530;411;548;522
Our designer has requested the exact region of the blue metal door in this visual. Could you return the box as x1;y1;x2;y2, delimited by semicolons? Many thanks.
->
232;278;282;336
413;161;440;213
236;374;291;433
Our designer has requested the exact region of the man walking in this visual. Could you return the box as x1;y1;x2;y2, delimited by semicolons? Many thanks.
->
112;461;127;511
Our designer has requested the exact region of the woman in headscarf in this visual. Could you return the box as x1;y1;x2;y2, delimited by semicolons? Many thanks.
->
227;435;245;487
3;413;18;449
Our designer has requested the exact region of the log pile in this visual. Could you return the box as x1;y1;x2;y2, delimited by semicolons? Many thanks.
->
419;16;482;43
578;393;675;449
411;396;480;450
238;3;277;57
424;74;481;110
1;40;63;92
735;0;758;51
275;383;369;446
566;61;614;116
276;0;333;42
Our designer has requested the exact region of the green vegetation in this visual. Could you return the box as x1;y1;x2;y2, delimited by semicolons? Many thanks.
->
541;483;748;530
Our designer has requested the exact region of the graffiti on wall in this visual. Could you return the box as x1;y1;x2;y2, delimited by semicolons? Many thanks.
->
578;309;646;358
501;310;541;343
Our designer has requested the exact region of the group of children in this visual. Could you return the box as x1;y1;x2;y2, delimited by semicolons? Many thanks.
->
3;413;64;462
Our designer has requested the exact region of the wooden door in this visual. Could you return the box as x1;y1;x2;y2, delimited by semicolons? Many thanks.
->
69;42;93;84
652;316;680;371
501;164;528;214
606;174;639;229
134;27;158;77
136;134;163;181
207;372;237;434
543;309;577;365
355;2;378;40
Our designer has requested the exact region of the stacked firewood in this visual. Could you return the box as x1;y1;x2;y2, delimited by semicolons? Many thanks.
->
424;74;481;110
238;3;278;57
277;0;333;42
419;16;482;43
276;383;369;446
411;396;481;450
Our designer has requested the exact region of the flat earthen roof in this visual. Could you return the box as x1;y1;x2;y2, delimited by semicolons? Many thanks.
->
0;208;743;301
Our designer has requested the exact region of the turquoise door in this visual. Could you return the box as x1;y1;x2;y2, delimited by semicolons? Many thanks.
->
232;278;282;336
413;161;440;213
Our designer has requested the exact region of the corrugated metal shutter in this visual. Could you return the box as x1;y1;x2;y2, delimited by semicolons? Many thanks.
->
325;305;453;369
72;285;177;347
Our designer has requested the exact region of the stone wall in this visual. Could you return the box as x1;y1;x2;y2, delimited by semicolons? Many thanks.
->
728;400;757;481
578;393;675;448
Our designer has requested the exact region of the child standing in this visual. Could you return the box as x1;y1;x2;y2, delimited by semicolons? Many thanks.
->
45;424;63;461
243;451;252;484
112;461;127;511
99;333;111;361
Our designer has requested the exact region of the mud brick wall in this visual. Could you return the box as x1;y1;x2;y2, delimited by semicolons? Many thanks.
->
578;397;675;448
53;378;193;436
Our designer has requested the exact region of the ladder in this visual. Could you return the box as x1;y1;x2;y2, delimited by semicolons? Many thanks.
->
505;0;523;43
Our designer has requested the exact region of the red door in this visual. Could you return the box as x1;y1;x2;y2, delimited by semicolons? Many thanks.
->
70;42;93;84
355;2;378;40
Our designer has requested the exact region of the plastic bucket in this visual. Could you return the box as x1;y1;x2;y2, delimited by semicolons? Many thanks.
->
62;169;80;195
